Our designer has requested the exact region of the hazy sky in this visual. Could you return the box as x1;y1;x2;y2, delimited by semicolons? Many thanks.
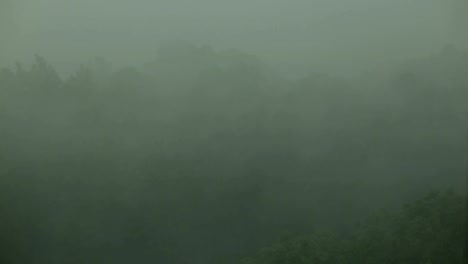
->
1;0;464;76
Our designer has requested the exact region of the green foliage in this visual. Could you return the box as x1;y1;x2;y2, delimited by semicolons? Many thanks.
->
0;45;467;263
243;232;349;264
244;190;467;264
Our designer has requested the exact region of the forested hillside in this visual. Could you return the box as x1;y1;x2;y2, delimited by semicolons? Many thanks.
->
1;43;467;263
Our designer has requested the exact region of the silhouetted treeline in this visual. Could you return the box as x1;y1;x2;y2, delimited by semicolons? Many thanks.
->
0;43;467;263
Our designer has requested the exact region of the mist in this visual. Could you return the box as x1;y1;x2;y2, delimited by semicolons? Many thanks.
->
1;1;467;264
3;0;465;75
0;0;16;49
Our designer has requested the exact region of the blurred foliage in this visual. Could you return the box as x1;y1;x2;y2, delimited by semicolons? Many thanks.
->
244;190;467;264
0;44;467;263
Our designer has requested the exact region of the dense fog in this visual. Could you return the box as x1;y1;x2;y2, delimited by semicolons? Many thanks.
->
2;0;468;75
1;1;467;263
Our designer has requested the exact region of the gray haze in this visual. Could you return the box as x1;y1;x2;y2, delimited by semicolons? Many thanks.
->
1;1;467;263
2;0;466;76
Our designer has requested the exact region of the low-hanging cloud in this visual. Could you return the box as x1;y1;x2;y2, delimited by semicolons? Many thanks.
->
0;0;19;57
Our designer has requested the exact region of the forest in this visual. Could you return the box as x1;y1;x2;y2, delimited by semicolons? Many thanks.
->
0;42;467;263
